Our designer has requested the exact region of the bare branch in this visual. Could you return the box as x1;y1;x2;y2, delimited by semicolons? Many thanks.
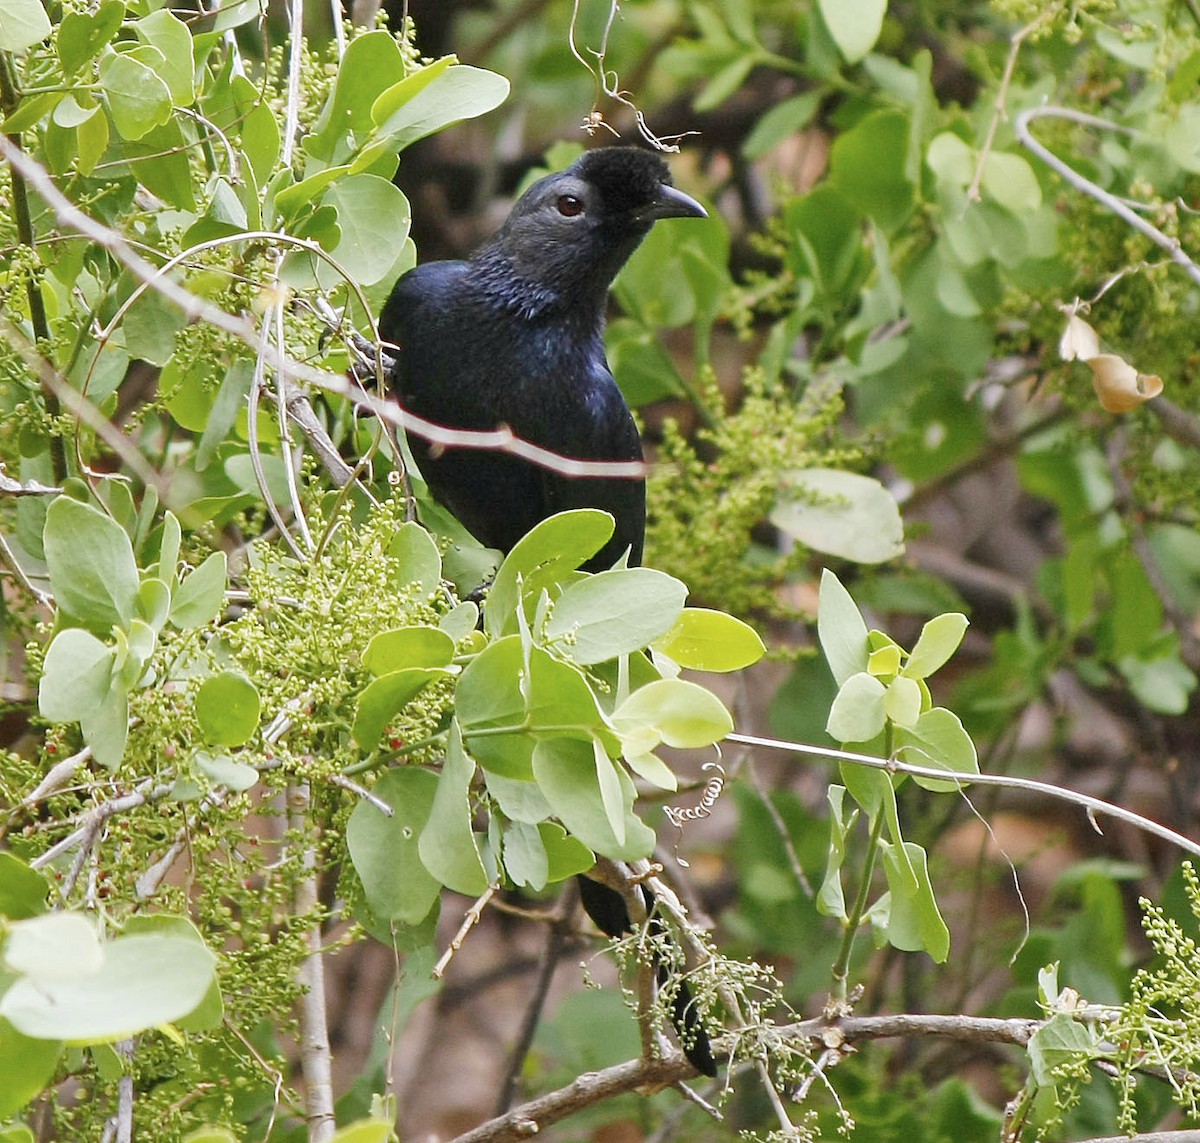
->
289;780;336;1143
726;732;1200;861
1015;105;1200;291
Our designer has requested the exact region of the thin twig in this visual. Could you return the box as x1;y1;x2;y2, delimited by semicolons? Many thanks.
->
725;732;1200;860
1015;105;1200;291
329;773;393;816
966;9;1058;202
432;886;498;979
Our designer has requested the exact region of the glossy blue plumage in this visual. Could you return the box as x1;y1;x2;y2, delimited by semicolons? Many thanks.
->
380;146;704;571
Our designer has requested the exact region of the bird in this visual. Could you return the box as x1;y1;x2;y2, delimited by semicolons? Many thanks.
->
379;145;716;1076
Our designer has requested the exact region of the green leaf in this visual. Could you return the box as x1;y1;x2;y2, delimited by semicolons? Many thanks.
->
346;767;441;924
372;64;509;153
652;607;765;672
826;672;887;743
532;738;656;861
455;637;534;778
388;521;442;598
895;706;979;791
817;569;870;686
544;568;687;665
881;841;949;962
981;151;1042;214
58;1;123;73
817;785;856;920
133;10;194;105
0;933;217;1043
540;822;595;882
418;724;489;895
593;740;627;846
195;671;260;747
771;469;904;565
305;30;407;161
136;577;171;633
80;688;129;770
3;912;103;980
156;512;182;589
0;853;46;920
819;0;886;64
0;1019;61;1118
122;280;187;365
98;51;173;141
883;675;922;729
38;628;115;723
623;749;678;791
319;175;411;287
611;679;732;749
486;510;614;638
484;771;551;824
169;551;228;629
830;109;914;233
194;750;258;793
181;1130;238;1143
0;0;51;51
196;360;253;471
331;1119;393;1143
903;612;968;679
1118;646;1197;715
1028;1013;1099;1085
122;915;222;1032
44;496;139;632
743;92;821;159
503;820;550;890
363;626;455;675
352;668;451;748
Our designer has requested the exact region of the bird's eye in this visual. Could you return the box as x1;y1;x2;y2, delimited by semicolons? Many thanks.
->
556;194;584;217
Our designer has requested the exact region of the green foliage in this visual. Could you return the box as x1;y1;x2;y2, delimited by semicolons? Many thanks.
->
5;0;1200;1139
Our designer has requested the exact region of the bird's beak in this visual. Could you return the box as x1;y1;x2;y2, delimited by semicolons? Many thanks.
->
638;183;707;222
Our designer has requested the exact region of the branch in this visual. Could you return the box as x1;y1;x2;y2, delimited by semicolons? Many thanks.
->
0;139;647;483
289;780;336;1143
725;733;1200;861
451;1012;1043;1143
1015;105;1200;291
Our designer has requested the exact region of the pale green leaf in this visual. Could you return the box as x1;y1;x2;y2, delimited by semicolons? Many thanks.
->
651;607;765;672
826;672;887;744
819;0;886;64
0;0;51;51
346;767;441;924
771;468;904;565
545;567;687;664
0;933;216;1042
818;569;870;685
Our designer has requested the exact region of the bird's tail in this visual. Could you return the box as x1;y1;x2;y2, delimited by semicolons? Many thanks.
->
576;874;718;1077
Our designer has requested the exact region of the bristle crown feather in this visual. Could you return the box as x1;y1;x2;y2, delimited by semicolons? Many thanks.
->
572;146;673;215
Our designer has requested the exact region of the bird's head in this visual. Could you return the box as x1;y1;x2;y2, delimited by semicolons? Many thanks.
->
476;146;707;318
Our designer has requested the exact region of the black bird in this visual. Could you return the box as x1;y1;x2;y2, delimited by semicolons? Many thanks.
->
379;146;716;1076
